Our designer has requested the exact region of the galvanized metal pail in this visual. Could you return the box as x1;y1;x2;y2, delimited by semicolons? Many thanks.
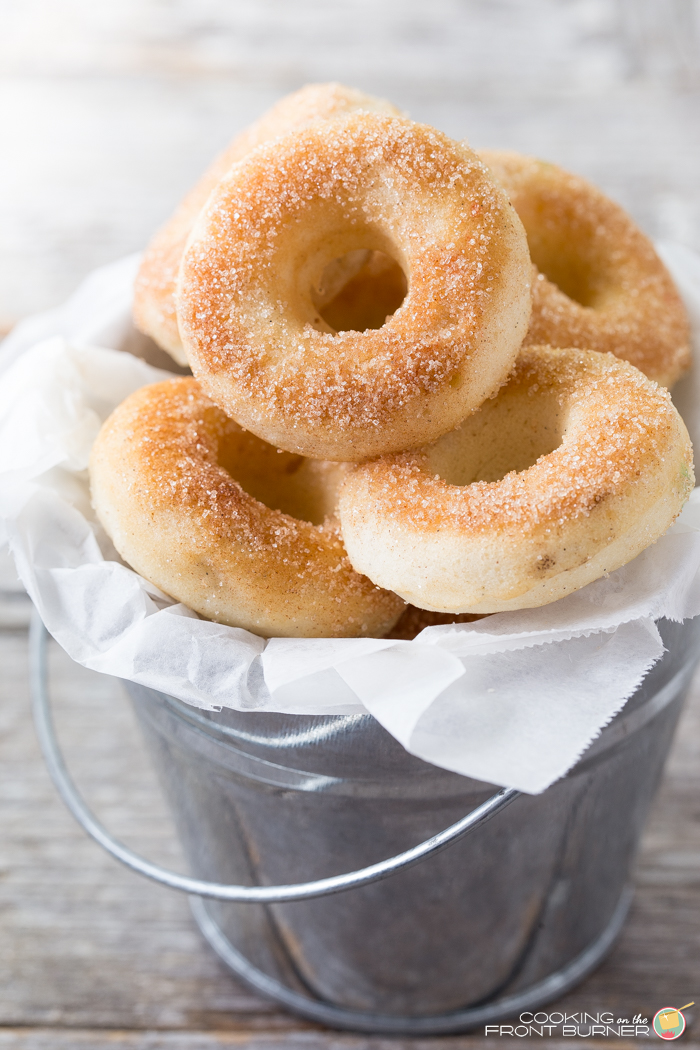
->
31;615;699;1033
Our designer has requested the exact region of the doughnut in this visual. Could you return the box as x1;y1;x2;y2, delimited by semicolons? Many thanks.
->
89;378;405;638
177;113;532;461
478;150;691;388
133;84;403;365
385;606;484;641
338;346;694;614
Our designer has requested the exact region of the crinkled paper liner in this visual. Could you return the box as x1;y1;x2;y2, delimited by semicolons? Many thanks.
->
2;244;700;793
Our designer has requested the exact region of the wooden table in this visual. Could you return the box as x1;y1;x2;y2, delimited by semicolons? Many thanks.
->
1;0;700;328
2;2;700;1046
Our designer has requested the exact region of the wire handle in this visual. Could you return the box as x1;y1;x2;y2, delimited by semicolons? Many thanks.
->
30;611;520;903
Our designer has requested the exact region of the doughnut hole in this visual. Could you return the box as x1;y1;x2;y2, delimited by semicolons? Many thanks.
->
527;228;598;307
217;428;349;525
288;216;410;337
310;249;408;333
423;380;564;486
512;192;620;310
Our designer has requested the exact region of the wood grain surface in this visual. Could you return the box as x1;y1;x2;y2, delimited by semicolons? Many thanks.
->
1;1;700;326
2;2;700;1047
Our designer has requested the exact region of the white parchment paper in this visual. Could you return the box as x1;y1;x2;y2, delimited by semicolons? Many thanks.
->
2;246;700;794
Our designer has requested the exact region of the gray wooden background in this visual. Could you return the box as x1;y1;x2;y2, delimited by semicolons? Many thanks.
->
1;0;700;330
2;1;700;1047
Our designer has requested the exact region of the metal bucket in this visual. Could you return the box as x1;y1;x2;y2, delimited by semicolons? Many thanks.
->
117;616;700;1031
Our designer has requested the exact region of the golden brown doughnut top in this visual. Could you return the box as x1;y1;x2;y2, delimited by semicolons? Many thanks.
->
177;113;530;458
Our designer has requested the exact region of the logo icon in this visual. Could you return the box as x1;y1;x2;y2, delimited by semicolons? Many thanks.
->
653;1002;694;1040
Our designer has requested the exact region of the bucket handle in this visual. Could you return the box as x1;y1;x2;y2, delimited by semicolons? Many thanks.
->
30;612;520;904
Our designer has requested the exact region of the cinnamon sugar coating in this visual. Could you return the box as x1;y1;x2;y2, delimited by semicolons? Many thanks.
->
177;112;532;460
133;84;402;364
479;150;691;388
89;378;404;638
338;346;694;613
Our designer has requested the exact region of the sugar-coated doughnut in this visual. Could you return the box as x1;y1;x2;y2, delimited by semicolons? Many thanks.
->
338;346;694;614
89;378;405;638
133;84;403;365
385;606;484;640
177;113;532;461
478;150;691;388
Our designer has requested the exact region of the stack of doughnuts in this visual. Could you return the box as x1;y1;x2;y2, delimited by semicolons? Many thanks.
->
91;83;694;639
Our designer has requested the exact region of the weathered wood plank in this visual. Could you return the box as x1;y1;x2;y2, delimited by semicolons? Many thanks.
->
1;1;699;325
1;1035;698;1050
